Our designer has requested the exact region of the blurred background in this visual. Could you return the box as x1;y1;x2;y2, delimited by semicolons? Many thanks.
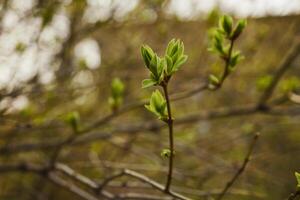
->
0;0;300;200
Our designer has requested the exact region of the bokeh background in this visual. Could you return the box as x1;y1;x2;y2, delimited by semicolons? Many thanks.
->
0;0;300;200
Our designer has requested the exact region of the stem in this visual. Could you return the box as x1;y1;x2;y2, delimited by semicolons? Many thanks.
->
219;39;235;85
216;132;259;200
162;83;174;192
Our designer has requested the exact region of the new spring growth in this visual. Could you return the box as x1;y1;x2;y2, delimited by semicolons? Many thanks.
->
108;78;125;111
208;15;247;89
141;39;187;88
165;39;188;76
161;149;171;158
145;89;168;121
142;39;188;120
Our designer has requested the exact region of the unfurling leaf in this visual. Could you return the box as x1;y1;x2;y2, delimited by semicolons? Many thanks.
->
208;29;226;56
208;74;220;89
145;90;167;120
220;15;233;36
229;51;244;71
142;79;157;88
141;45;164;84
231;19;247;40
164;39;187;75
141;45;155;69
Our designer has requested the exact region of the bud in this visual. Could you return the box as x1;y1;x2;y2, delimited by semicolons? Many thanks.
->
231;19;247;40
220;15;233;36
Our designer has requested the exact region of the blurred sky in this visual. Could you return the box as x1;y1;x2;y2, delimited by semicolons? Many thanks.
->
0;0;300;111
169;0;300;18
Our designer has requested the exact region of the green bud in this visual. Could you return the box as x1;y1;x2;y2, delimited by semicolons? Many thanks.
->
231;19;247;40
208;74;220;89
142;78;157;88
161;149;171;158
141;45;155;69
145;90;167;120
229;51;244;71
164;39;187;75
208;29;226;56
220;15;233;36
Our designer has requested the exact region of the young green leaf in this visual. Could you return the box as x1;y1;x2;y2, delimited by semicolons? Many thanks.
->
142;79;157;88
231;19;247;40
229;51;244;71
166;39;176;56
220;15;233;36
208;29;226;56
208;74;220;89
145;90;167;120
173;55;188;72
141;45;164;84
164;39;187;75
141;45;155;69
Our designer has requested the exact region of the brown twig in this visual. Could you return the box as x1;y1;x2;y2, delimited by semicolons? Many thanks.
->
1;102;300;155
258;37;300;106
219;39;235;86
47;172;101;200
162;83;175;192
216;132;260;200
98;168;192;200
0;162;108;200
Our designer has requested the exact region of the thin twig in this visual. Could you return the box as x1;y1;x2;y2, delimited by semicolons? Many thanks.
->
1;103;300;155
258;36;300;106
47;172;100;200
219;39;235;85
216;132;260;200
0;163;110;200
97;168;192;200
162;84;175;192
123;169;192;200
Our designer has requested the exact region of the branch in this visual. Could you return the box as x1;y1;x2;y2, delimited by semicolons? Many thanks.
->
258;36;300;106
98;169;192;200
47;172;100;200
216;132;260;200
0;162;105;200
162;83;175;192
83;81;208;133
2;103;300;155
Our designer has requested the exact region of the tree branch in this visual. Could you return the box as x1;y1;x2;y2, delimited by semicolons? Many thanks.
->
216;132;260;200
258;36;300;106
